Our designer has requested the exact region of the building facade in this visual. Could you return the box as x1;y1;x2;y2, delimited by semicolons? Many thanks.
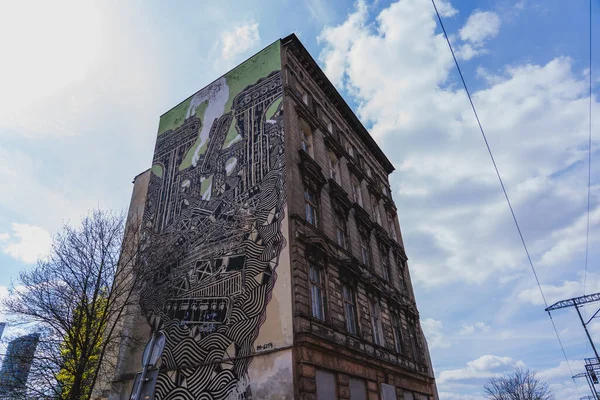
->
106;34;437;400
0;333;39;398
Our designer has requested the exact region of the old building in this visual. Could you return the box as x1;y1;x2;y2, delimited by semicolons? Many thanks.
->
105;34;437;400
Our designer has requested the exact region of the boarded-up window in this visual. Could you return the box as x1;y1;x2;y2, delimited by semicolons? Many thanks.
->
316;369;337;400
381;383;397;400
349;377;367;400
403;391;414;400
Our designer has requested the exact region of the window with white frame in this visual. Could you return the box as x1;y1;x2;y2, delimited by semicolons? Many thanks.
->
301;124;314;157
397;258;407;292
392;313;404;355
347;143;355;158
360;234;370;266
370;299;385;346
335;212;348;250
372;196;381;225
389;217;398;241
309;264;326;321
382;249;390;281
329;151;340;184
408;319;421;361
304;188;318;226
342;284;358;335
296;83;309;106
352;178;363;207
321;113;333;134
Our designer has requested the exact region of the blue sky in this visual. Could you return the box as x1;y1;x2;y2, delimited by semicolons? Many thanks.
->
0;0;599;398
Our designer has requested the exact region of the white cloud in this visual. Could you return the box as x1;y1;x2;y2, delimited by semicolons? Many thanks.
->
220;21;260;61
0;1;167;139
459;11;501;45
303;0;335;25
517;272;600;306
318;0;600;288
459;322;490;335
0;223;52;264
438;355;525;384
421;318;452;349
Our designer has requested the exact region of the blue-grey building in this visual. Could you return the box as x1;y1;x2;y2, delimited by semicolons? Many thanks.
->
0;333;39;398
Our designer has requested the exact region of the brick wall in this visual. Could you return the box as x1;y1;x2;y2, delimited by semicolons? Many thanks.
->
282;40;437;400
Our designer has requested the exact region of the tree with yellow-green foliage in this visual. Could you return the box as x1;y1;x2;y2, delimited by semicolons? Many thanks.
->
3;210;148;400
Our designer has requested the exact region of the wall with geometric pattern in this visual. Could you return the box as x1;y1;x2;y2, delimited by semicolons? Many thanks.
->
138;40;293;399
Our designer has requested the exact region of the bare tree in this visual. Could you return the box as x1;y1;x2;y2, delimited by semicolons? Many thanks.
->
484;368;555;400
2;209;147;400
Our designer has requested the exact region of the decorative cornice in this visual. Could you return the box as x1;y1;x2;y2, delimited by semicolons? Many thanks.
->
374;225;391;249
347;161;364;181
368;181;383;200
329;179;352;217
383;198;397;215
299;150;326;191
282;34;395;174
324;134;345;159
353;203;372;235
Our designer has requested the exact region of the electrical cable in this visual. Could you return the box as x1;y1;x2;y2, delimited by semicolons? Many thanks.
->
584;0;593;363
431;0;578;387
584;0;593;299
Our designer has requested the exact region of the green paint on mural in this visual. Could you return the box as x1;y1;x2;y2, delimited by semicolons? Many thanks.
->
157;97;192;136
265;96;282;120
151;164;163;178
178;101;209;171
223;41;281;112
157;40;282;170
223;120;242;149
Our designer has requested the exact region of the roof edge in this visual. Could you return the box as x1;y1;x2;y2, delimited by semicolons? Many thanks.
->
281;33;395;174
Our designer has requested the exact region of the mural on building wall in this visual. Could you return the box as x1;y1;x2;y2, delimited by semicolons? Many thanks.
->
139;41;286;399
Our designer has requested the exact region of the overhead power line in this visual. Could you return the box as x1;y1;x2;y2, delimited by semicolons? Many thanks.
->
584;0;593;298
430;0;577;386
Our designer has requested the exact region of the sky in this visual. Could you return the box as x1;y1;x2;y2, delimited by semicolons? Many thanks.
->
0;0;598;398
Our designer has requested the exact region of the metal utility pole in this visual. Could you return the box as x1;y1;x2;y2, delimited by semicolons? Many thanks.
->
586;358;600;400
574;371;599;399
546;292;600;363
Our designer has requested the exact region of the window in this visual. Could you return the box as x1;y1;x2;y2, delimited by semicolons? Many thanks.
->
397;258;407;292
316;369;337;400
372;196;381;225
352;179;363;207
321;113;333;134
347;143;355;158
382;184;389;197
382;250;390;281
304;188;318;226
309;264;326;321
370;299;384;346
297;83;309;105
335;212;348;250
389;218;398;241
360;235;370;266
408;320;421;361
349;377;367;400
329;152;340;184
366;165;372;178
301;123;314;157
392;313;404;354
342;284;358;335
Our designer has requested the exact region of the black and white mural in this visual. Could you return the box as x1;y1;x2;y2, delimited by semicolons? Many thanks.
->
139;43;287;399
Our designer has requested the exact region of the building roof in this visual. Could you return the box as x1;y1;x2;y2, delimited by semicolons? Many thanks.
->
281;34;395;175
